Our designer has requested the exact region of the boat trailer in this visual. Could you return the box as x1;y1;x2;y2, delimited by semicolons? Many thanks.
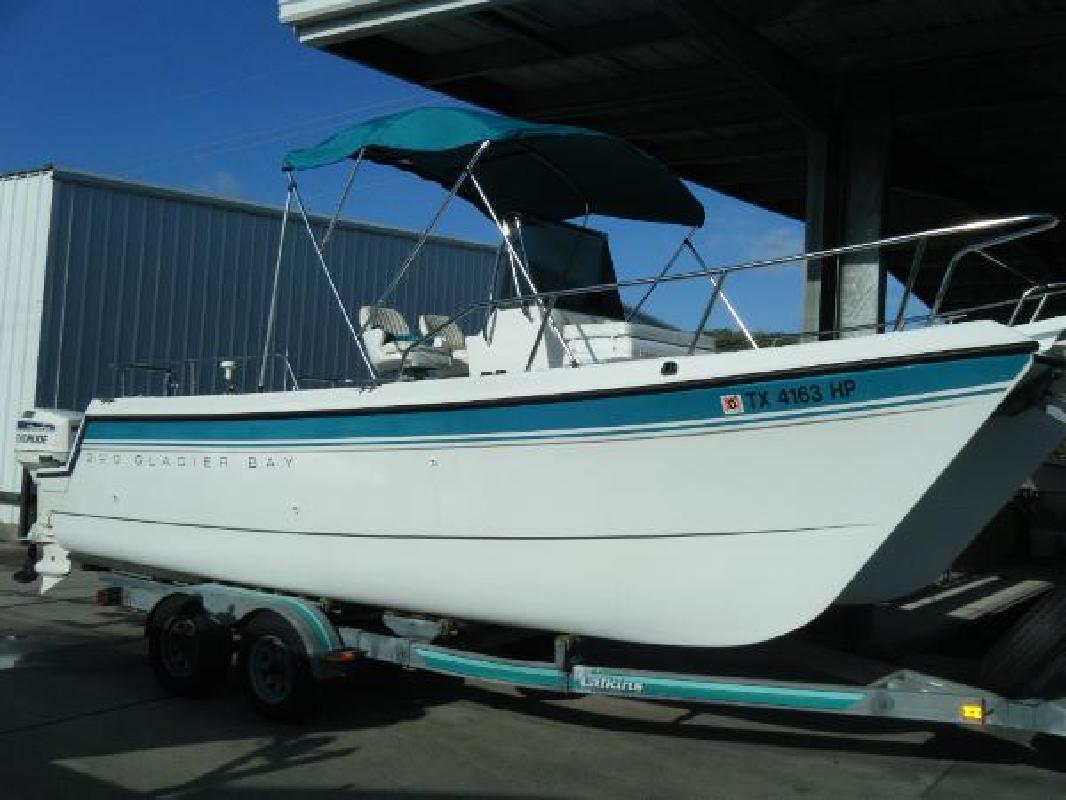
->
97;573;1066;739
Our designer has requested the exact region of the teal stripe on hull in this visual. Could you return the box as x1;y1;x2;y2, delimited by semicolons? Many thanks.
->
84;385;1002;449
84;352;1027;446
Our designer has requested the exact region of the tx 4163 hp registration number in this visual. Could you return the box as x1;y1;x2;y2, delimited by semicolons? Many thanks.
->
740;378;858;411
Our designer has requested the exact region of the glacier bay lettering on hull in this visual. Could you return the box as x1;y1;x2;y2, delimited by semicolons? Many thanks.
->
83;452;296;470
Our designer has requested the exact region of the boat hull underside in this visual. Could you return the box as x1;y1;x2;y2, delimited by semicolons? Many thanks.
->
40;350;1026;646
838;398;1066;605
62;515;878;646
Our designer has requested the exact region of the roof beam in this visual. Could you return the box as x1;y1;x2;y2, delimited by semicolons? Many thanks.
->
323;36;520;107
662;0;827;132
653;132;805;167
599;98;789;142
838;44;1066;118
504;66;740;121
423;13;684;88
324;35;432;81
887;135;1007;216
475;6;569;58
781;7;1066;71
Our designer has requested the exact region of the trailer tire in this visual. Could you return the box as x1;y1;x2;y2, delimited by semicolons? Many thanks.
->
147;595;233;697
238;612;320;723
979;586;1066;697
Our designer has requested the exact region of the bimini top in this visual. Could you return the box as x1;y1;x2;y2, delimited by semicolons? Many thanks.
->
282;106;704;227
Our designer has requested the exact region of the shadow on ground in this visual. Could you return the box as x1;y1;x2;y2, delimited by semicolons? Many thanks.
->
1;632;1064;800
1;541;1063;798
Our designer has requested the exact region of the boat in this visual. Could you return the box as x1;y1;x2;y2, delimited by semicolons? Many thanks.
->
17;107;1066;647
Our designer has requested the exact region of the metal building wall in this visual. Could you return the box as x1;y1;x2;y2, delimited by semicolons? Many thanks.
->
34;168;498;409
0;170;54;524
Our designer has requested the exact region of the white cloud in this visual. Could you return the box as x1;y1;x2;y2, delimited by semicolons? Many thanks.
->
199;170;241;197
703;224;804;264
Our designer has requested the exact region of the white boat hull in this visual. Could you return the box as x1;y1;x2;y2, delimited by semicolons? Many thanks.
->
837;401;1066;604
32;322;1039;646
838;320;1066;604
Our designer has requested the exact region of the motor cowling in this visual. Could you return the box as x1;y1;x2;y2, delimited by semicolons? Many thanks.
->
14;409;82;469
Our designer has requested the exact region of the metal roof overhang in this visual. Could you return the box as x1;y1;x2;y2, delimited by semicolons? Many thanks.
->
278;0;1066;313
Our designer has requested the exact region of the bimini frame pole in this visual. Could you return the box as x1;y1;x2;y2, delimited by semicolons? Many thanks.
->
371;140;492;312
625;227;698;322
321;149;365;249
686;240;759;350
257;185;293;391
289;173;378;381
470;177;528;290
469;175;580;368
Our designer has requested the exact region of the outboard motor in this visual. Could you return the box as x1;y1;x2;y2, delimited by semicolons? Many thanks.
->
14;409;82;469
12;409;82;584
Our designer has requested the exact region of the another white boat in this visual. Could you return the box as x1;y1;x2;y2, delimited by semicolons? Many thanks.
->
17;107;1066;647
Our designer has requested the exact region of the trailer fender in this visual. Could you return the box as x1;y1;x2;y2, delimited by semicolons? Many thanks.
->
198;588;340;665
108;577;342;677
230;603;337;658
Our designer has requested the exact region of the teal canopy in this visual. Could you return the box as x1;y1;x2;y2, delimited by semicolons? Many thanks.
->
282;106;704;227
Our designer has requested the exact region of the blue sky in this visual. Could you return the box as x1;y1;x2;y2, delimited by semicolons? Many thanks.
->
1;1;808;332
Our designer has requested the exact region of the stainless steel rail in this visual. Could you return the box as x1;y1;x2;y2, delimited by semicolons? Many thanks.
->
399;214;1059;380
1009;282;1066;326
928;214;1059;321
113;351;302;397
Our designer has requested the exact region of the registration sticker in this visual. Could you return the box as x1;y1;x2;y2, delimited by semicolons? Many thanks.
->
720;394;745;415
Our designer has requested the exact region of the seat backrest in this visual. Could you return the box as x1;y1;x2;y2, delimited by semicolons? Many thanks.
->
419;314;465;351
359;305;410;337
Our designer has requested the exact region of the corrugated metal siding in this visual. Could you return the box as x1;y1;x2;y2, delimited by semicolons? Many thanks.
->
0;170;54;522
35;169;497;407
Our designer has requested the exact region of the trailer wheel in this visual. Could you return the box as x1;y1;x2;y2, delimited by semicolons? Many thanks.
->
979;586;1066;697
147;595;233;697
238;612;320;723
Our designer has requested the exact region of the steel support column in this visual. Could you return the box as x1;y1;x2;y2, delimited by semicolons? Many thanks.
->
803;130;840;339
803;118;890;337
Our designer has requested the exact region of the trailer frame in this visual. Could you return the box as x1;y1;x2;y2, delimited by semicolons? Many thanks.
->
101;573;1066;737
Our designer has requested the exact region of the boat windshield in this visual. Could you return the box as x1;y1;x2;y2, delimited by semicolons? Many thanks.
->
500;217;624;320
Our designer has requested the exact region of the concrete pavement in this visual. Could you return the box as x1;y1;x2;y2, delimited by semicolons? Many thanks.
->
0;544;1064;799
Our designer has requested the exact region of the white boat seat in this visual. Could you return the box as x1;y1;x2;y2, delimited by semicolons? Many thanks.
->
359;305;451;375
419;314;464;351
420;314;469;376
360;305;410;341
